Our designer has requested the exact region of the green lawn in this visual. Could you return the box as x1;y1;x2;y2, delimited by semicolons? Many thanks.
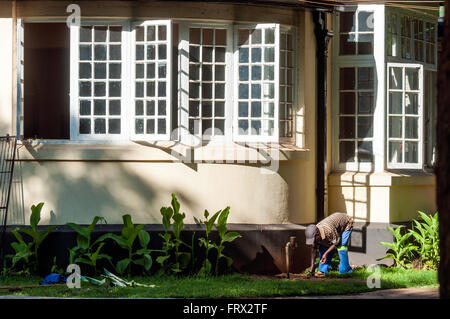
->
0;267;438;298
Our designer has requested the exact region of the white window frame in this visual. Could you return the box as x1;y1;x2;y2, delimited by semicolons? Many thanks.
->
233;23;280;143
70;20;131;141
338;7;375;56
21;19;295;146
332;4;385;173
130;20;172;141
178;21;234;144
386;62;423;169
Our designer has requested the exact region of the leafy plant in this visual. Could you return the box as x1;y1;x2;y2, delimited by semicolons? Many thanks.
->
101;214;153;276
211;207;242;275
409;211;439;269
7;203;56;274
195;209;221;276
156;194;191;275
66;216;112;274
378;226;416;269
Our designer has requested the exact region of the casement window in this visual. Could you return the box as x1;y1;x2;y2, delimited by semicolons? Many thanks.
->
387;63;423;169
339;10;374;55
424;22;436;65
387;12;399;57
21;20;296;144
187;26;228;139
424;70;437;167
234;25;279;142
387;12;437;65
279;29;295;140
400;16;412;60
338;66;375;167
70;23;128;140
132;21;172;140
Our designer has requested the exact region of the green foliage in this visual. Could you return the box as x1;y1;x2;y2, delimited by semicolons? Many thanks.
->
156;194;191;275
378;226;417;269
66;216;112;274
378;211;440;270
195;209;221;276
210;207;242;275
409;211;439;269
6;203;56;274
101;214;153;276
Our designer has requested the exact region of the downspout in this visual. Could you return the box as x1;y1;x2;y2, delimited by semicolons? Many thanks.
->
313;10;333;223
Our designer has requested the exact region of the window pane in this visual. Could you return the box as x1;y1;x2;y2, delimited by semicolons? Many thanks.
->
94;118;106;134
340;34;356;55
389;92;402;114
135;100;144;115
358;67;373;89
239;120;249;134
405;141;418;163
358;34;373;55
357;116;373;138
94;63;106;79
147;101;155;115
109;119;120;134
79;119;91;134
340;92;355;114
358;141;373;162
339;117;355;138
79;63;91;79
405;68;419;90
390;67;403;89
405;93;418;114
389;116;402;138
239;102;248;117
80;101;91;115
109;100;121;115
389;141;402;163
94;100;106;115
358;92;373;114
339;141;355;162
340;68;355;90
405;117;418;138
340;12;355;33
79;81;91;97
358;12;374;32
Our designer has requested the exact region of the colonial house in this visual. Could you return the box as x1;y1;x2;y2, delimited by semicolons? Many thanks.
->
0;0;440;273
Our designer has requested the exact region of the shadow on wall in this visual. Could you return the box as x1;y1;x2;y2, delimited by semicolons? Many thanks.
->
330;172;371;255
8;144;202;225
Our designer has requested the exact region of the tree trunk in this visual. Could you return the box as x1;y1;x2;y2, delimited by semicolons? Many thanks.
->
438;1;450;299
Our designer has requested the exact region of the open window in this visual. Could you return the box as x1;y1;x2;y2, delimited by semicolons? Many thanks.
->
23;22;70;139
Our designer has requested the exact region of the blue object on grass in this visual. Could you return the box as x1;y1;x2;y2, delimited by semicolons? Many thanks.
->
40;273;67;285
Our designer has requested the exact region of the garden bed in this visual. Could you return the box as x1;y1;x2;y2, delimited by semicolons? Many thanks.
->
0;267;438;298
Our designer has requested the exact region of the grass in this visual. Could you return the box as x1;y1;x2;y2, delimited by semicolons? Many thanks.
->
0;267;438;298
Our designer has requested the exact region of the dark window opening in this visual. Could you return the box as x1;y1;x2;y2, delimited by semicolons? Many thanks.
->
24;23;70;139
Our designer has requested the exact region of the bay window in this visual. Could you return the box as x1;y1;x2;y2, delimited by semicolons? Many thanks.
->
62;20;295;144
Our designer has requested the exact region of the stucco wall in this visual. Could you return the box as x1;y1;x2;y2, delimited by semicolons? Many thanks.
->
0;2;318;226
328;172;437;223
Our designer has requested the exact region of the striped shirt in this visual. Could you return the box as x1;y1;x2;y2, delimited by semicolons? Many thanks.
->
316;213;353;247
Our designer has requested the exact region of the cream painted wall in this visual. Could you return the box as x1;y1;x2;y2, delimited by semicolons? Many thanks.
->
328;172;437;223
11;159;316;225
0;18;12;136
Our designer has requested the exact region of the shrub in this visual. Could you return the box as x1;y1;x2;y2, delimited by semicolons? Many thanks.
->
101;214;153;276
6;203;56;274
66;216;113;275
409;211;439;270
378;226;416;269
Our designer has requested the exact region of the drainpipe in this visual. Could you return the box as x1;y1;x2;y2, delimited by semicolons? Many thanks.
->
313;10;333;223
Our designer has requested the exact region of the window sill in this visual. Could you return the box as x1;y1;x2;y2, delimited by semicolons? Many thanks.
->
17;139;310;163
328;170;436;187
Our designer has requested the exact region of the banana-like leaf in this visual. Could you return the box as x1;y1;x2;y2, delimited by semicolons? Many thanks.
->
87;216;106;235
30;202;44;231
138;229;150;248
116;259;131;274
171;193;180;215
221;232;242;243
66;222;89;239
